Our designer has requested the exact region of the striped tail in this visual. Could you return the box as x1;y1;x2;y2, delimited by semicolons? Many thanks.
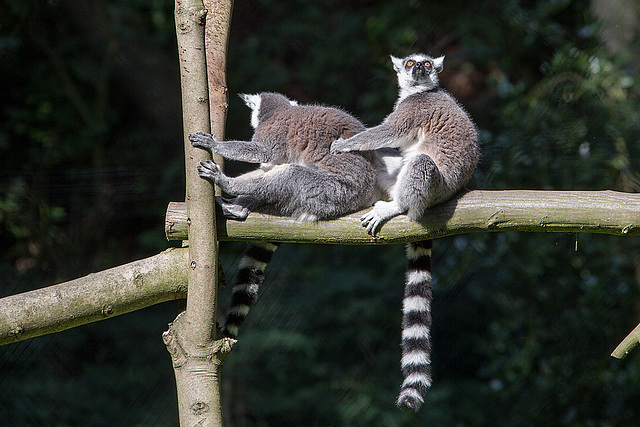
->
396;240;433;412
221;241;280;338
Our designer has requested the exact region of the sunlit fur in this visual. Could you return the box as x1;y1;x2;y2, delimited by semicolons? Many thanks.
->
191;92;378;221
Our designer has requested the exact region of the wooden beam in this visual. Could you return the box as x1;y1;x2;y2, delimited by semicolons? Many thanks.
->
165;190;640;244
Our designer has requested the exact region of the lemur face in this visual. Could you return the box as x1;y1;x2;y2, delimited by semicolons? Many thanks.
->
391;54;444;91
405;57;436;79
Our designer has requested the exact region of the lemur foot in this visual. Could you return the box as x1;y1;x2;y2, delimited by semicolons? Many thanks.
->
360;200;404;235
189;131;217;151
216;196;251;220
197;159;223;183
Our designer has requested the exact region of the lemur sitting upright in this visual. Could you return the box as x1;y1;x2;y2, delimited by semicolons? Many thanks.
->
189;92;382;338
332;54;481;412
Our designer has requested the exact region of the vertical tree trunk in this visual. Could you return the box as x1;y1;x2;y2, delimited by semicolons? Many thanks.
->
163;1;233;425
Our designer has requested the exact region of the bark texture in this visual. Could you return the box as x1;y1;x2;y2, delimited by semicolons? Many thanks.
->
166;190;640;244
203;0;233;193
164;0;233;425
0;248;188;346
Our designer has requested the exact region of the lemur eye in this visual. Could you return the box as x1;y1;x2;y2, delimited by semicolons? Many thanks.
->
406;60;415;67
424;61;432;68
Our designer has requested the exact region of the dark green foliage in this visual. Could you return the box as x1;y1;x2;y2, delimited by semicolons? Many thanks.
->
1;0;640;425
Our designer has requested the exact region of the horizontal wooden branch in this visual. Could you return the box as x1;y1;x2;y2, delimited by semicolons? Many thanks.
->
165;190;640;244
4;190;637;347
0;248;188;346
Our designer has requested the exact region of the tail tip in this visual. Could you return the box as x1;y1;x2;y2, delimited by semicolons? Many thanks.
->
396;392;424;412
221;324;239;339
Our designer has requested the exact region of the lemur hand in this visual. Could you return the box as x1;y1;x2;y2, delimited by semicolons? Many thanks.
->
189;131;218;151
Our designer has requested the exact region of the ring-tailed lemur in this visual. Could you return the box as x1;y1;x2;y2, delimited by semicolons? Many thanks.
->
190;92;382;338
332;54;481;411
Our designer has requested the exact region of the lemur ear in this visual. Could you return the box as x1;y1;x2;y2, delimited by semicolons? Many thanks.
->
390;55;404;73
433;56;445;73
240;93;261;110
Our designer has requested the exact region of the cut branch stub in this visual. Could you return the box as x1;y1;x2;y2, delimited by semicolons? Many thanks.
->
611;322;640;359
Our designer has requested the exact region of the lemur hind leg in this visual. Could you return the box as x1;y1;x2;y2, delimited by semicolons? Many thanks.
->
361;153;445;235
199;162;338;220
197;160;283;200
198;161;287;197
395;153;446;220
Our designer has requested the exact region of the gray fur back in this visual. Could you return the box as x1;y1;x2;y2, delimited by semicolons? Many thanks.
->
195;92;378;220
253;94;372;166
249;94;377;218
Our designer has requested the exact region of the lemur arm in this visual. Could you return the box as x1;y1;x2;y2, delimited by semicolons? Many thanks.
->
330;123;400;153
331;110;415;153
189;131;273;164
